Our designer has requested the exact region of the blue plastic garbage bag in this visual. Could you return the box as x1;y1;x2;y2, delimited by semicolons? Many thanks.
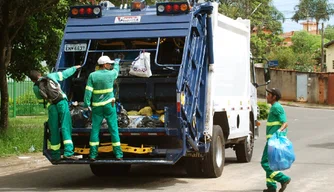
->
268;132;295;171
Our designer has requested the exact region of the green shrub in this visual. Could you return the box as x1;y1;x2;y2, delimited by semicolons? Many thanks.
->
258;101;270;120
16;92;38;104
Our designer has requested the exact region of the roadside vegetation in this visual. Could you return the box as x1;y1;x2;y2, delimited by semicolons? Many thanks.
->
0;116;47;157
258;101;270;120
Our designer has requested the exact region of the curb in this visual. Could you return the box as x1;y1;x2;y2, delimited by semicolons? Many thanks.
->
258;98;334;110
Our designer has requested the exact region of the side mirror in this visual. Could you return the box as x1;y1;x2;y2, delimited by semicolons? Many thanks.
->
253;58;272;88
264;63;271;84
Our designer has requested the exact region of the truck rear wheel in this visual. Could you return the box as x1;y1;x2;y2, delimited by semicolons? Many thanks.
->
185;125;225;178
235;121;254;162
90;164;131;177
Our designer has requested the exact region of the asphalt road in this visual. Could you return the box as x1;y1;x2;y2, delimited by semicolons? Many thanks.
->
1;106;334;192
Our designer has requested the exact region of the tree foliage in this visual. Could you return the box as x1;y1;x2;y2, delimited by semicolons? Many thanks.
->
325;24;334;40
292;0;334;34
0;0;84;130
268;31;329;72
219;0;284;58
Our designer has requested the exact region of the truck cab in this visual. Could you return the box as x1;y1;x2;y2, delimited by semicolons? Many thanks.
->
43;0;270;178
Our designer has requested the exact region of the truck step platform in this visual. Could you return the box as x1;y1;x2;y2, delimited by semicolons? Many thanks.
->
51;158;175;165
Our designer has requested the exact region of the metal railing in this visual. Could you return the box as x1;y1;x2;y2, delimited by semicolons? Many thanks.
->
7;79;47;118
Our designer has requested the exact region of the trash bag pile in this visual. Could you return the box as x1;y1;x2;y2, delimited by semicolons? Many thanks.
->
268;132;296;171
70;101;91;128
117;104;165;128
69;101;165;129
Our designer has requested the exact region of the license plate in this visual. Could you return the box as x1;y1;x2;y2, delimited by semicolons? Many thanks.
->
64;43;87;52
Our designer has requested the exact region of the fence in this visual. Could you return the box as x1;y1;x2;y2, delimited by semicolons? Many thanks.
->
255;67;334;105
8;79;47;118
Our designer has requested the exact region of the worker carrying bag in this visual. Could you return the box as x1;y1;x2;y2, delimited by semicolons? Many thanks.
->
268;132;296;171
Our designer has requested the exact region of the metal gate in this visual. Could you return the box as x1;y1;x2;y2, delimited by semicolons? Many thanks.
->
296;74;308;102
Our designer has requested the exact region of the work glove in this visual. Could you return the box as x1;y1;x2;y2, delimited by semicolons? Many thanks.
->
114;58;121;64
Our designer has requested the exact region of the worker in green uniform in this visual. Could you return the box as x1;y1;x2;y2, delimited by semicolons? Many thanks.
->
262;88;291;192
84;56;123;161
29;65;81;161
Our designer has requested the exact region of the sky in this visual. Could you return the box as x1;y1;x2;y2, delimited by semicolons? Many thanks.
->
273;0;334;32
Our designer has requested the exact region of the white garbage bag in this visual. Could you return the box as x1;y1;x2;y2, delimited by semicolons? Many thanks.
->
129;51;152;78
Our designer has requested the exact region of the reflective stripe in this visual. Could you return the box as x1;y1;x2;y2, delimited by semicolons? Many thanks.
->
63;140;73;144
267;121;282;126
92;98;115;107
93;88;113;94
270;171;280;179
90;142;100;146
266;178;275;183
50;144;60;150
266;135;272;139
57;72;63;81
85;86;93;92
112;142;121;146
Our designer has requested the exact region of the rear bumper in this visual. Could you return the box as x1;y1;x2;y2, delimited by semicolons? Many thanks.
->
43;124;184;165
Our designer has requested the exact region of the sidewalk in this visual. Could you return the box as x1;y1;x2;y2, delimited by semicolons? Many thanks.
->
0;153;50;176
258;98;334;110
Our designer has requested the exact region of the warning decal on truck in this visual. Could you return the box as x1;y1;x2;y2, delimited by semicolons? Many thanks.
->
114;16;141;23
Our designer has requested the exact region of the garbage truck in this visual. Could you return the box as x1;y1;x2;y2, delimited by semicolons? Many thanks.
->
43;0;271;178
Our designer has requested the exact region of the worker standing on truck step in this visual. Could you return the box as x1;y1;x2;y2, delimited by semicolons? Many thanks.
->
84;56;123;161
261;88;291;192
28;66;81;162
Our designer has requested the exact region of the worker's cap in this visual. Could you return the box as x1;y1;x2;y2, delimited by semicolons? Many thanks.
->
266;88;281;100
97;56;114;65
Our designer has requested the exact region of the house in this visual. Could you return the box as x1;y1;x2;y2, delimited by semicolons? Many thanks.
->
301;21;318;35
282;31;295;46
324;40;334;72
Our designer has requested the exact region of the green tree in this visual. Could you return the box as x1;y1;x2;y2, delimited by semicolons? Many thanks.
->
0;0;80;130
291;31;323;53
219;0;284;58
324;24;334;40
292;0;334;34
267;47;297;69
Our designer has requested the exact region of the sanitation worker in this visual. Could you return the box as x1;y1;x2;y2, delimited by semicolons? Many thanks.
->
28;65;81;162
262;88;291;192
84;55;123;161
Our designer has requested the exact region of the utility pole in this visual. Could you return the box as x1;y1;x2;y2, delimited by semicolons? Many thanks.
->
321;22;325;72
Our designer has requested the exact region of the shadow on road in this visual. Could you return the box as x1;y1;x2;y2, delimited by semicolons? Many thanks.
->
208;190;263;192
309;142;334;149
0;157;240;191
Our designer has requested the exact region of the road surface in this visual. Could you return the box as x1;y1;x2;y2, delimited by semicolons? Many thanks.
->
1;106;334;192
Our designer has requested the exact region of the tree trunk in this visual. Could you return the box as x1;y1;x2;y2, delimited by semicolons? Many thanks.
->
316;21;319;35
0;65;9;130
0;36;10;130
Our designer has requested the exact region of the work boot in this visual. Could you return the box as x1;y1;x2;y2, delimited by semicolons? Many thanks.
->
279;179;291;192
263;188;276;192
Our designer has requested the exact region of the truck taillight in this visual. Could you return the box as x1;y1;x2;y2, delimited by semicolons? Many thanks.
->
69;5;102;18
156;2;190;15
131;0;146;11
176;92;185;113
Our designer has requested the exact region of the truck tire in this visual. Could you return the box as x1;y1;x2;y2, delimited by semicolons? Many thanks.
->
185;125;225;178
235;121;254;163
90;164;131;177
